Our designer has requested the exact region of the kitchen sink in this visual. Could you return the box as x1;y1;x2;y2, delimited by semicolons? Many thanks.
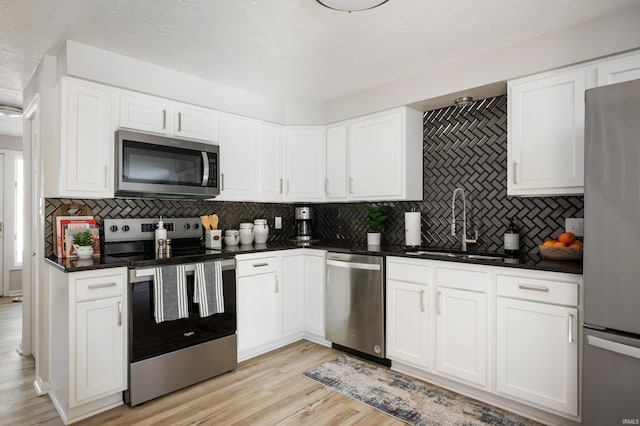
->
405;250;504;261
462;254;504;260
405;250;461;258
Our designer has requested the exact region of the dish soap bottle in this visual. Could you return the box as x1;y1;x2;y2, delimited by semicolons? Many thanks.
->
504;217;520;257
155;217;167;253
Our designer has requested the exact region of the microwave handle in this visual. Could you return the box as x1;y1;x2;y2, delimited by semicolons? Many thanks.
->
201;152;209;186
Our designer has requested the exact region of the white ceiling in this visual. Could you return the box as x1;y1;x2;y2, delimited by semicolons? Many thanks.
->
1;0;639;136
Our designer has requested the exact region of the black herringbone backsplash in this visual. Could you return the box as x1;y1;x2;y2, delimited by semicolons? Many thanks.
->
315;96;584;253
45;95;583;256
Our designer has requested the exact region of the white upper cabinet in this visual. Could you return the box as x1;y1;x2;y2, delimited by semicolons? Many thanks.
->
326;107;423;202
508;67;590;196
217;114;260;200
285;127;326;201
325;124;349;200
596;50;640;86
119;92;173;135
259;122;285;202
119;91;217;142
53;77;115;199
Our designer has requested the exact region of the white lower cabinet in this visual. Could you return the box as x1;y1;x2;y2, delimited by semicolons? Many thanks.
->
281;252;305;336
48;266;128;424
386;257;582;422
435;287;487;387
301;250;326;340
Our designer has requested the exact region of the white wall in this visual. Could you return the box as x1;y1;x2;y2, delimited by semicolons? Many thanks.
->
1;148;23;297
324;5;640;122
0;134;22;151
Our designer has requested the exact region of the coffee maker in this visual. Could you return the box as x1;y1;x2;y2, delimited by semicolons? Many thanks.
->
295;206;313;241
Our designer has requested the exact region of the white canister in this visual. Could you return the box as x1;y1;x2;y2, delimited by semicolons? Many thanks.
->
253;219;269;244
224;230;240;246
239;223;254;245
205;229;222;249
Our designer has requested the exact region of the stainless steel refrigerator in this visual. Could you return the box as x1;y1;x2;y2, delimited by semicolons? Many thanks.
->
583;78;640;425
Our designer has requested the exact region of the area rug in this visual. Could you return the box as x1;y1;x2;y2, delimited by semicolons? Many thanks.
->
303;354;540;426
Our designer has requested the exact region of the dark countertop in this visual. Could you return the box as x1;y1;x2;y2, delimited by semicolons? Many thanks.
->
45;241;583;275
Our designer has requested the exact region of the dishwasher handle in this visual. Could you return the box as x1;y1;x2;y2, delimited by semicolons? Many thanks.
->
326;259;381;271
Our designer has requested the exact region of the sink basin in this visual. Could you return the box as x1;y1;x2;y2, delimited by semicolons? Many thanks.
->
462;254;504;260
405;250;460;258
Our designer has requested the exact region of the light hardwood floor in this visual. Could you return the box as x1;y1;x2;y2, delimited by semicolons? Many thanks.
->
1;301;403;425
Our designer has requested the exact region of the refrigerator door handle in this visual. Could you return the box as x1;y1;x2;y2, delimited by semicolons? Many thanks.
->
587;335;640;360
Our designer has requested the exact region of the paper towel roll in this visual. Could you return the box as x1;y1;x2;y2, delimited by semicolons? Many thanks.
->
405;211;421;247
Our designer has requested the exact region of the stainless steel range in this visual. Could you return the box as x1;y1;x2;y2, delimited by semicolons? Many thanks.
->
102;217;237;406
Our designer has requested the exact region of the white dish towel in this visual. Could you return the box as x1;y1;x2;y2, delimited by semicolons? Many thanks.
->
153;264;189;323
194;260;225;317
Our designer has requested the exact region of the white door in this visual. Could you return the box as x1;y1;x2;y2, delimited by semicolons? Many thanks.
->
259;123;284;202
237;273;280;352
386;279;429;368
435;287;487;387
281;255;304;336
0;153;4;295
173;103;217;142
496;297;578;415
218;114;260;200
303;253;325;337
596;52;640;86
285;128;325;201
119;92;172;135
325;125;348;200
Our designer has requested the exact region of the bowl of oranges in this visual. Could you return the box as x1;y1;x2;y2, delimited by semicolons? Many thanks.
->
539;232;583;260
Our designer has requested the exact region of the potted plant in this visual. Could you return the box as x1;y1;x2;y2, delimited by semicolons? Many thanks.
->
73;230;94;259
362;203;389;246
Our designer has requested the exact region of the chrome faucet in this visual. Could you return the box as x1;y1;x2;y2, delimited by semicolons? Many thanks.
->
451;187;478;252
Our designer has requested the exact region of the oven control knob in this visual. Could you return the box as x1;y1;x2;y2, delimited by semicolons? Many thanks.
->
110;225;118;232
184;223;191;230
122;225;130;232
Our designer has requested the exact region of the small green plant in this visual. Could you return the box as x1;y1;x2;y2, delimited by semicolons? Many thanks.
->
362;203;389;233
73;230;93;247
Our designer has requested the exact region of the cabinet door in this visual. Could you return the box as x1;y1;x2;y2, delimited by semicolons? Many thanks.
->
73;296;125;406
596;51;640;86
237;273;280;352
349;111;403;199
260;123;284;201
218;114;260;200
386;280;429;368
59;78;114;198
325;124;348;200
508;69;588;196
285;128;326;201
496;297;578;416
303;254;325;337
435;287;487;387
281;255;304;336
119;92;172;135
174;102;217;142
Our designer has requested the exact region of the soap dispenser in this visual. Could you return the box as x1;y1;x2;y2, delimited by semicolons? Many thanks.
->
504;217;520;257
155;217;167;253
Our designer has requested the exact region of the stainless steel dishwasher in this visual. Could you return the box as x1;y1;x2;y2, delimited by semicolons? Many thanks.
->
325;252;385;360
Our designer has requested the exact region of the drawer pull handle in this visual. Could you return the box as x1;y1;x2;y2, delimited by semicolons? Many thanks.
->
518;284;549;292
275;275;279;293
88;282;117;290
252;263;269;267
568;314;574;343
420;289;425;312
436;291;442;315
117;301;122;326
162;109;167;130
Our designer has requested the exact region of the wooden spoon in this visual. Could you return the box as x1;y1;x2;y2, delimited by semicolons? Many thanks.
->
210;214;219;230
200;215;211;230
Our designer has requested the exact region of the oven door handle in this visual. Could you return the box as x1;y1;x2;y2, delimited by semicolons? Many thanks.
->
130;258;236;282
201;152;210;187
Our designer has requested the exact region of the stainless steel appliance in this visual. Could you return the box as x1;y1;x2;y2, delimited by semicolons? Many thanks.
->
325;252;386;362
102;217;236;406
115;130;220;199
583;79;640;425
294;206;313;241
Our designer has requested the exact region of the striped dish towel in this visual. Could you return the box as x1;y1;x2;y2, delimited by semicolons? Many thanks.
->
194;260;225;318
153;264;189;323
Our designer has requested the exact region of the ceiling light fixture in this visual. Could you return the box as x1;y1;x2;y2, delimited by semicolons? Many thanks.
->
454;96;474;107
0;105;23;118
316;0;389;12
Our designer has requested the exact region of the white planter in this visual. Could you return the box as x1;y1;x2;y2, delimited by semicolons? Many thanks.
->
367;232;381;246
73;245;94;259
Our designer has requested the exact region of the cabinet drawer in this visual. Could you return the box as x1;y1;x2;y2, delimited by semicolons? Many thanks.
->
387;259;430;284
435;265;488;292
76;273;125;301
237;257;279;277
496;274;578;306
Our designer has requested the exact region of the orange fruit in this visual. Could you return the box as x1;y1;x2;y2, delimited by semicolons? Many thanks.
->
542;240;557;247
557;232;576;245
569;241;583;248
554;241;568;247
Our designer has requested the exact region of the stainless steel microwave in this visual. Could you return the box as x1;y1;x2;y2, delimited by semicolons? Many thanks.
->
115;130;220;199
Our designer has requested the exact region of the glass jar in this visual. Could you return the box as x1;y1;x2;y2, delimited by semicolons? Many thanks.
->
224;230;240;246
253;219;269;244
239;223;254;245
